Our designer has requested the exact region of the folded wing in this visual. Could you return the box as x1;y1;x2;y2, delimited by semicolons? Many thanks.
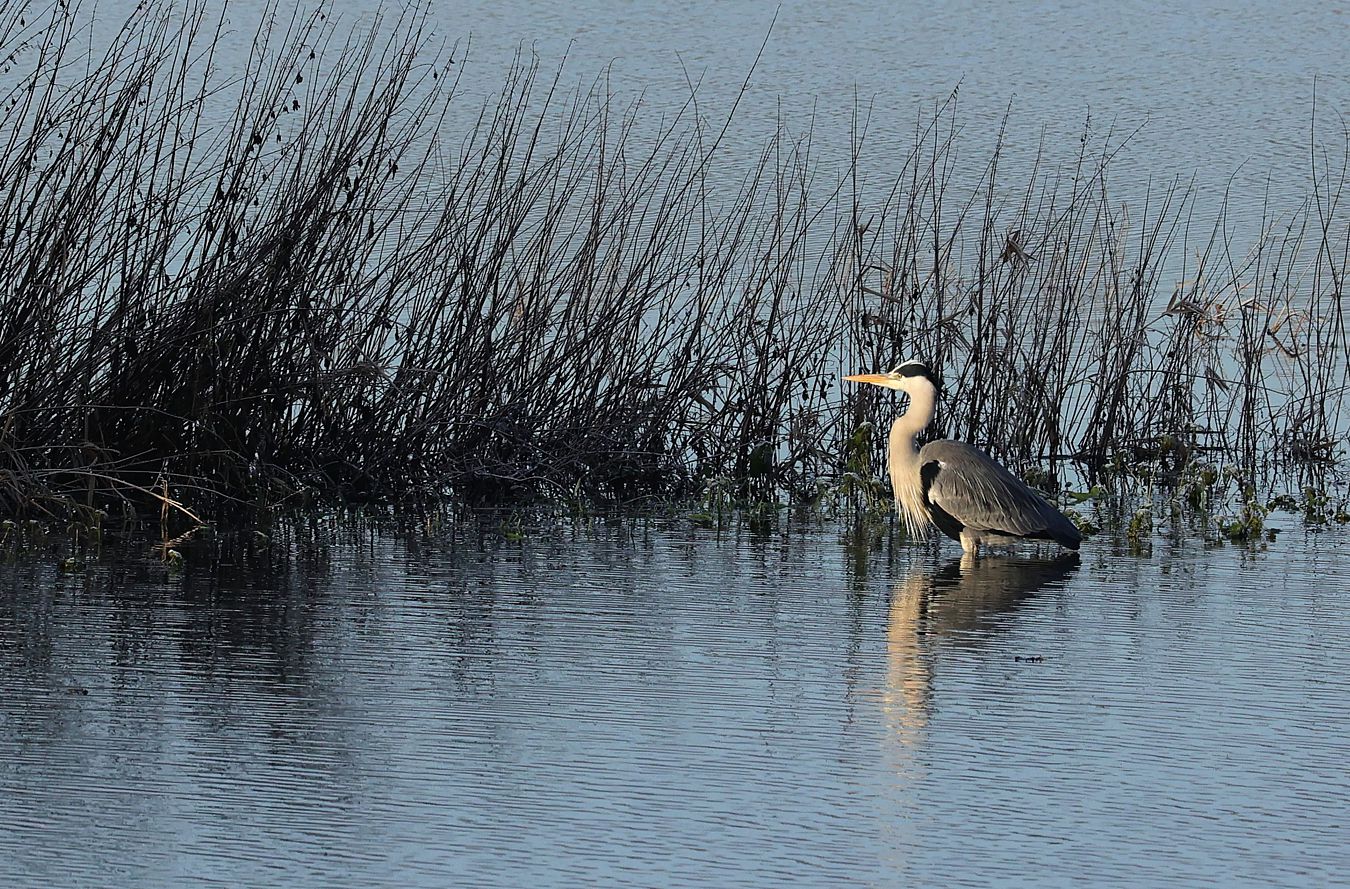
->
918;440;1081;549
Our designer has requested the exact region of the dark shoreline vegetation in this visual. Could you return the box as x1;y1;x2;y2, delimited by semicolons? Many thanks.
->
1;4;1348;544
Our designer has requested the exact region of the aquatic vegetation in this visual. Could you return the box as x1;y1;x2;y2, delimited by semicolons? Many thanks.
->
1218;496;1269;543
0;4;1346;526
1266;487;1350;526
1064;508;1099;537
1123;506;1153;555
688;476;736;530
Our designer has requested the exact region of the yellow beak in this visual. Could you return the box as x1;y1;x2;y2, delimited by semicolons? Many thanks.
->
844;373;892;386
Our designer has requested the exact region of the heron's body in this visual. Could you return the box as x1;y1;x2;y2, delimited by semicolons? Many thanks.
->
848;362;1081;554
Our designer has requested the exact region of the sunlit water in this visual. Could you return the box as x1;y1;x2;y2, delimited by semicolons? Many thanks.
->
2;518;1347;887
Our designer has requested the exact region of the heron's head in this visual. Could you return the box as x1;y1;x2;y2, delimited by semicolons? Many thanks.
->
845;360;940;397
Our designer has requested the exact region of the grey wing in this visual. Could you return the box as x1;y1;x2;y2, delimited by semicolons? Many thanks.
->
918;440;1081;547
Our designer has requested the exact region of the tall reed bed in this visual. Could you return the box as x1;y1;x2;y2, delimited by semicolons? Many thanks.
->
843;111;1350;496
0;4;1346;521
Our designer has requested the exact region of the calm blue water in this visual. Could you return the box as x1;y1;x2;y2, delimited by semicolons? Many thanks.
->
2;518;1348;887
365;0;1349;226
60;0;1350;227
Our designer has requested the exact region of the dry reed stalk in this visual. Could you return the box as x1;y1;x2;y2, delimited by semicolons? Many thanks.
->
0;4;1346;523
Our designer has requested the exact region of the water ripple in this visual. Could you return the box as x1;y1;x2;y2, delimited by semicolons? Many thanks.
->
2;523;1348;887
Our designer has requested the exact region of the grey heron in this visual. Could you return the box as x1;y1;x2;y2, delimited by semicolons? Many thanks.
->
846;361;1082;554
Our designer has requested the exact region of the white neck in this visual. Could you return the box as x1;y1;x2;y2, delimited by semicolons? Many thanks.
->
890;382;937;451
887;380;937;536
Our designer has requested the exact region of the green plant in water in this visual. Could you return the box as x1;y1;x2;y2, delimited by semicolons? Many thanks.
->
688;482;734;529
164;549;185;572
1302;487;1332;524
746;501;779;533
1065;508;1100;536
829;424;894;520
1066;485;1107;505
1266;493;1299;513
689;476;737;530
843;423;874;474
1126;506;1152;551
1021;467;1052;493
1265;489;1348;526
501;515;525;542
65;504;106;555
1219;495;1267;542
823;422;893;546
1184;465;1220;510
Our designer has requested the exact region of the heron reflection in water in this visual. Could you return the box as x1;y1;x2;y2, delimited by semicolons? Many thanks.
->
884;552;1080;749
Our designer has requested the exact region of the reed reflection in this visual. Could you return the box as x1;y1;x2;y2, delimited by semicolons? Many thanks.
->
885;552;1080;750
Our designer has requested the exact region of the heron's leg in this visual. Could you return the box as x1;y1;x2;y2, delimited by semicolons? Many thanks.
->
959;530;979;555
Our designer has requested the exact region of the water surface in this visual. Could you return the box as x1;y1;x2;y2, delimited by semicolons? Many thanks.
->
63;0;1350;230
2;519;1347;887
